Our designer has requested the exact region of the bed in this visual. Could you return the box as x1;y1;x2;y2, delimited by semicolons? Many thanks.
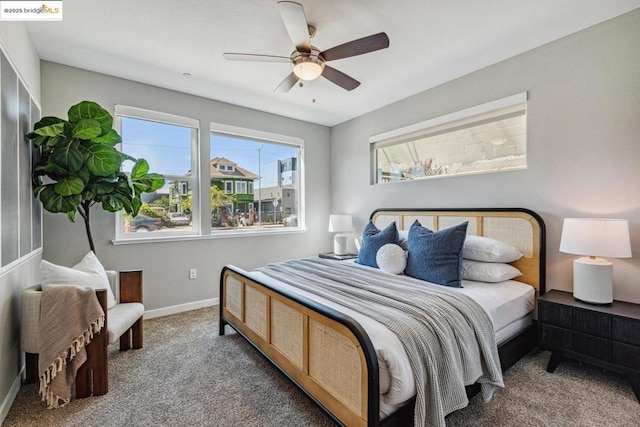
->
219;208;546;426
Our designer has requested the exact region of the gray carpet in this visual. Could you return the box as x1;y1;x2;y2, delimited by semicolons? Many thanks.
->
3;307;640;426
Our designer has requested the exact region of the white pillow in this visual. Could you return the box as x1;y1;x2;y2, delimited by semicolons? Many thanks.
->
41;251;117;309
398;230;409;250
461;260;522;283
376;244;407;275
463;235;523;263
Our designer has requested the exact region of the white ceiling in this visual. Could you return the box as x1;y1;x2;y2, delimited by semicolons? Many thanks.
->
25;0;640;127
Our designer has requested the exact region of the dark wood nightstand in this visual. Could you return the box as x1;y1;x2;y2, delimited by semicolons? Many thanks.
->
319;253;357;261
538;290;640;403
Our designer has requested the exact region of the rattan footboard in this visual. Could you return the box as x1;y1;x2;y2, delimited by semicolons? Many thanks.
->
220;266;379;426
219;208;546;426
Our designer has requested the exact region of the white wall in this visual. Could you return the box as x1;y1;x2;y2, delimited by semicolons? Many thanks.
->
40;62;332;313
331;10;640;303
0;22;41;422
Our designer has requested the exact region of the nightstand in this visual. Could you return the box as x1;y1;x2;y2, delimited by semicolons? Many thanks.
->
538;290;640;403
319;253;357;261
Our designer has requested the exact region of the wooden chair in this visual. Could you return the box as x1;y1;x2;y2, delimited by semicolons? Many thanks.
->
21;270;144;397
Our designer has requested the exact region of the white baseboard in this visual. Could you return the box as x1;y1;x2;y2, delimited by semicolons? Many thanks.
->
0;366;24;424
143;297;219;319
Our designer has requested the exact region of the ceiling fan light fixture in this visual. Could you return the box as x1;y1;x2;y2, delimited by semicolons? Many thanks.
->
291;48;325;81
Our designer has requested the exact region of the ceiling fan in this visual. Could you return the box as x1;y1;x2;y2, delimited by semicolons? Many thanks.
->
223;1;389;93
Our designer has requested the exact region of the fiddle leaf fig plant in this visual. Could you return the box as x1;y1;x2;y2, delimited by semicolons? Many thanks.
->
28;101;165;253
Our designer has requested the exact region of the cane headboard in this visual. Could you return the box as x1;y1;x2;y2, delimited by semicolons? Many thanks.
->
371;208;546;295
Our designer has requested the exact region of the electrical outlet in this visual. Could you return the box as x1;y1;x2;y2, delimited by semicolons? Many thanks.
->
189;268;197;280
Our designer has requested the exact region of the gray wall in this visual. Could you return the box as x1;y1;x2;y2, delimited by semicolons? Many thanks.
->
0;23;41;420
41;62;332;312
331;10;640;303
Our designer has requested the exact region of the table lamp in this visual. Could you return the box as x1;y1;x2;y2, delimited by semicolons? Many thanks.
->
559;218;631;304
328;214;354;255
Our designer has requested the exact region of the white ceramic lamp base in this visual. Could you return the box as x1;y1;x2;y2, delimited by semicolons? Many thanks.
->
572;257;613;304
333;234;348;255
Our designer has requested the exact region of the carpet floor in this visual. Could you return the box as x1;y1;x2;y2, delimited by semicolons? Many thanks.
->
3;307;640;426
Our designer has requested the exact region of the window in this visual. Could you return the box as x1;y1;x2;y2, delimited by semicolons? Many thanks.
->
210;122;304;232
115;106;199;237
236;181;247;194
371;93;527;184
112;111;303;242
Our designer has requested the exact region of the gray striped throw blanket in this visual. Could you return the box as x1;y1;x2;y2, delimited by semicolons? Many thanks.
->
257;258;504;427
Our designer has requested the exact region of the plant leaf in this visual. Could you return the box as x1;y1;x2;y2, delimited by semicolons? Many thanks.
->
145;173;165;192
68;101;113;134
51;140;83;173
131;196;142;216
45;135;67;148
38;185;83;214
93;180;116;195
34;116;66;129
54;176;85;196
83;144;121;176
75;166;91;185
72;118;102;140
31;122;65;137
100;193;125;212
32;184;44;198
66;210;77;223
92;129;122;145
29;134;52;146
131;159;149;179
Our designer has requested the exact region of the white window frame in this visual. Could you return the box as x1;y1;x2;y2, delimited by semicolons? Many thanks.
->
235;181;247;194
370;92;527;184
224;181;233;194
210;122;305;233
114;105;200;240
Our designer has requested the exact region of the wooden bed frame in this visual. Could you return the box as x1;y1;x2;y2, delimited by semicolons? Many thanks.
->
220;208;546;426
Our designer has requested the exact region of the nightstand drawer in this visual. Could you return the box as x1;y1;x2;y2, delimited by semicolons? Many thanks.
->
541;324;572;348
573;307;610;338
612;317;640;346
573;332;611;361
539;301;572;329
612;341;640;370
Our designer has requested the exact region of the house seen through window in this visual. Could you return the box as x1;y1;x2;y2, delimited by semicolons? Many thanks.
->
210;127;302;232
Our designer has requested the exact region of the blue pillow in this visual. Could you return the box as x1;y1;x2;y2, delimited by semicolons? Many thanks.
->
404;220;468;288
356;221;399;268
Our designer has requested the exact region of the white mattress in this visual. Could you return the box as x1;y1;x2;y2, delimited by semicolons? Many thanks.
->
246;261;535;417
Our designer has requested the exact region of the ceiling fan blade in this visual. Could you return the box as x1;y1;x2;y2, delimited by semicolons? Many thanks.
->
322;65;360;91
223;53;290;63
277;1;311;52
321;32;390;62
274;72;299;93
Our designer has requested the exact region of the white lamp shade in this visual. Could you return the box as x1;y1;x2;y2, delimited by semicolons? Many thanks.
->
328;214;354;233
559;218;631;258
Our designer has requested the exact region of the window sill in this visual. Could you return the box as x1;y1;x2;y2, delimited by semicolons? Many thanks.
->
112;228;307;245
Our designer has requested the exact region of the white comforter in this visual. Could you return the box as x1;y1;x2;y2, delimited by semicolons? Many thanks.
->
246;260;535;416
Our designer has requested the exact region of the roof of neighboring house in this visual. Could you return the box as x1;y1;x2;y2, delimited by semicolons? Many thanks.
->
210;157;258;180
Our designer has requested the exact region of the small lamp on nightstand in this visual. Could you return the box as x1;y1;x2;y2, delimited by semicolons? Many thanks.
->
559;218;631;304
328;214;354;256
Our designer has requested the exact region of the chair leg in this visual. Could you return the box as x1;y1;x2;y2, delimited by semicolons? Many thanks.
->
25;353;39;384
120;330;131;351
132;318;143;349
75;364;91;398
87;326;109;396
